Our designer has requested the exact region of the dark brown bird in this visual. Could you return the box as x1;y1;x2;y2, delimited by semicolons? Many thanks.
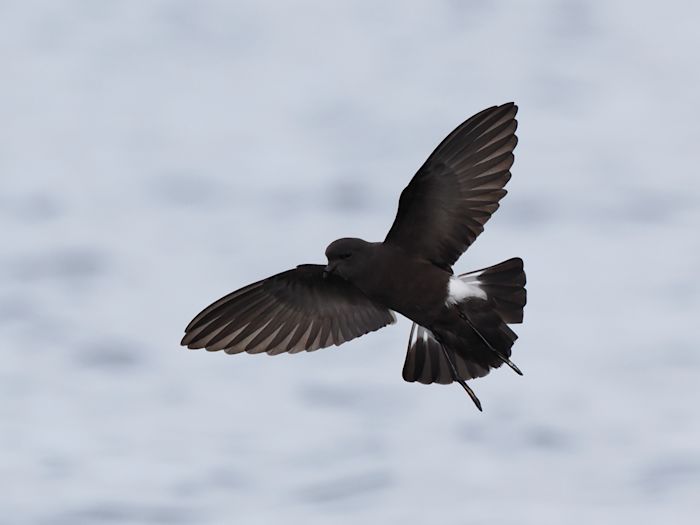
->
181;103;526;410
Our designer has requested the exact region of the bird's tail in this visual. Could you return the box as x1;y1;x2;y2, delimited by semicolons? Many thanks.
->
459;257;526;324
402;258;526;409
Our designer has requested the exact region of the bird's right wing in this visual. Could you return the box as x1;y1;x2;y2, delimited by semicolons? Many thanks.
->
181;264;395;355
384;103;518;270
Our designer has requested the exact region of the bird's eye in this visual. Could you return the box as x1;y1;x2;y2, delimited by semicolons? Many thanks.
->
339;252;352;260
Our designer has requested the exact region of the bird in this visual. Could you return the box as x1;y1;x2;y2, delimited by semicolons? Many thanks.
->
181;102;526;411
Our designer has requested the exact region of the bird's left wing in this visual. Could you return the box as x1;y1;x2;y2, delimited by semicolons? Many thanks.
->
181;264;396;355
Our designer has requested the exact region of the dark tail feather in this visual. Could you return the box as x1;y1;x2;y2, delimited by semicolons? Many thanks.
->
402;324;454;385
402;257;527;408
459;308;523;375
459;257;526;324
402;325;484;410
403;324;499;384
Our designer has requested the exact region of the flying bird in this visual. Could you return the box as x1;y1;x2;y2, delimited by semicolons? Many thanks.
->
181;103;526;411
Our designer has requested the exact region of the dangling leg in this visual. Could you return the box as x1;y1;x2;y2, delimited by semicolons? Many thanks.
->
441;345;482;411
457;309;523;376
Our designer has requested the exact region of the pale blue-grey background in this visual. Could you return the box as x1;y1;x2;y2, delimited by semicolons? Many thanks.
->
1;1;699;524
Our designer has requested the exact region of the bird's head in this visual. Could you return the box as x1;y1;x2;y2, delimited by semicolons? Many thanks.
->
324;237;372;280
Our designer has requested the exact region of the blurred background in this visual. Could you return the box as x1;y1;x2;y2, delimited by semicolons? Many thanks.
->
1;1;699;523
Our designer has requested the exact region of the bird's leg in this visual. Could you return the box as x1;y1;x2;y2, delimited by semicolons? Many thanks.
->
441;345;482;411
457;309;523;376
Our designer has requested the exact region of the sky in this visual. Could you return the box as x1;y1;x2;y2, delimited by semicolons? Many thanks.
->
1;1;699;524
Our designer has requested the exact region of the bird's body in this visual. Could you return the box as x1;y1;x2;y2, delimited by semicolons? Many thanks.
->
328;240;450;326
182;102;527;410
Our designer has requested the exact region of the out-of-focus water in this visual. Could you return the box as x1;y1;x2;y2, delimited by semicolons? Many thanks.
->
2;1;699;523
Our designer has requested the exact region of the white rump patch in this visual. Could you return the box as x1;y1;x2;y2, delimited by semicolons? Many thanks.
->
446;276;487;305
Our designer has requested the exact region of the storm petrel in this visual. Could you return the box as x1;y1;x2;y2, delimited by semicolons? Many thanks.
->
181;102;526;410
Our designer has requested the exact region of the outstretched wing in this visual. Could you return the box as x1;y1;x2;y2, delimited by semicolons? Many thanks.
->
384;103;518;270
181;264;395;355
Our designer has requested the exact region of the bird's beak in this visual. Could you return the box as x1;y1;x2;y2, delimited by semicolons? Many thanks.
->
323;262;337;279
